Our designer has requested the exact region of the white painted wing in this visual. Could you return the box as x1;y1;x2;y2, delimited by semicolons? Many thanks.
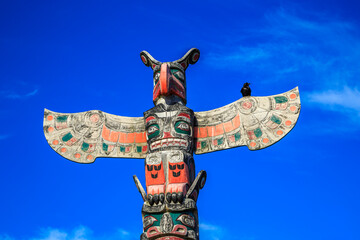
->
194;87;301;154
43;109;147;163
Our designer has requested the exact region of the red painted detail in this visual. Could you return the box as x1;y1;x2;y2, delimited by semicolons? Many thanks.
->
242;101;252;109
193;53;199;61
196;141;201;149
141;55;146;63
159;63;170;95
147;226;161;238
153;82;161;102
171;225;187;235
178;113;190;119
146;116;155;123
181;62;187;69
163;131;172;138
152;64;156;69
142;145;148;152
247;131;256;140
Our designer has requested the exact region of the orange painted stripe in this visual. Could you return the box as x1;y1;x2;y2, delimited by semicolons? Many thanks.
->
207;126;216;137
125;132;135;143
223;120;234;132
119;132;126;143
102;126;111;141
198;127;207;138
135;132;146;143
232;115;240;129
109;131;119;142
215;124;224;136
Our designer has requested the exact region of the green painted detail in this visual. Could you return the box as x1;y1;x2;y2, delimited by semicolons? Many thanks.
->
102;143;108;152
136;146;142;153
271;115;282;125
62;132;73;142
56;115;68;122
120;146;125;152
217;137;224;145
254;128;262;138
234;132;241;141
170;212;195;230
274;96;288;103
147;124;160;140
171;69;184;81
82;142;90;152
175;121;190;135
201;141;207;149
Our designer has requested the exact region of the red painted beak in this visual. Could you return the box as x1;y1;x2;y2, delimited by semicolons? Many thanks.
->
153;63;186;104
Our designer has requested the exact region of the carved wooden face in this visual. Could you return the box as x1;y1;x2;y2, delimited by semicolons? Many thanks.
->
144;105;194;154
152;63;186;104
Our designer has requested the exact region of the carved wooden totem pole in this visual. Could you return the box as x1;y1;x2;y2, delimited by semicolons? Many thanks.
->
43;48;301;240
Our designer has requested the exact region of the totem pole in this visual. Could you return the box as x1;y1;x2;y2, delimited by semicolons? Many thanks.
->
43;48;301;240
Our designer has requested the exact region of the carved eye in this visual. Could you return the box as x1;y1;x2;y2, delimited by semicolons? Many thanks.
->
147;124;160;139
171;69;184;82
154;72;160;86
175;121;190;135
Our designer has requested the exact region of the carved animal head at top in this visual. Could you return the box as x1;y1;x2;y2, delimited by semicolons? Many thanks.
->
140;48;200;106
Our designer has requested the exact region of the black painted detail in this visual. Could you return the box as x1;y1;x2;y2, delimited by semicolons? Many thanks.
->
154;164;161;171
177;164;184;169
166;193;172;203
148;194;154;205
173;171;181;177
147;165;153;171
159;193;165;203
172;193;177;203
177;192;184;203
154;194;159;204
169;164;176;170
151;173;158;179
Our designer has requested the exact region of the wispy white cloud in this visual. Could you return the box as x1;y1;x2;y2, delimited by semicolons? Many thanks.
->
206;7;360;127
199;222;226;240
207;8;360;90
306;86;360;113
0;89;39;99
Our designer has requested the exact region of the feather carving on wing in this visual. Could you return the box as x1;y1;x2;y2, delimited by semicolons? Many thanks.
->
194;87;300;154
43;109;147;163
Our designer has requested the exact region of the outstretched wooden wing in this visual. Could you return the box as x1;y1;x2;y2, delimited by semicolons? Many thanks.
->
194;87;300;154
43;109;147;163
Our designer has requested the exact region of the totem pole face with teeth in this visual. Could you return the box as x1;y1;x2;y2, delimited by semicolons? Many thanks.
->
144;104;194;154
140;48;200;105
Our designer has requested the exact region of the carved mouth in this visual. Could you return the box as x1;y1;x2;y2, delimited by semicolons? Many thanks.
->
150;138;188;150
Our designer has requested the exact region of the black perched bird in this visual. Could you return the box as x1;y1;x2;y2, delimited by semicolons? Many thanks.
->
241;82;251;97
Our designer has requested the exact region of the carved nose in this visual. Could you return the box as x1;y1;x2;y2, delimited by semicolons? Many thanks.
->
163;131;172;138
159;63;171;96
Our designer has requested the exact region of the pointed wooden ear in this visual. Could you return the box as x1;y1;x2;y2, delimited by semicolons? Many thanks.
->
140;51;161;70
175;48;200;70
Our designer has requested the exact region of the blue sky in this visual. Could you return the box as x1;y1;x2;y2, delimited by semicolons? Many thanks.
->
1;1;360;240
